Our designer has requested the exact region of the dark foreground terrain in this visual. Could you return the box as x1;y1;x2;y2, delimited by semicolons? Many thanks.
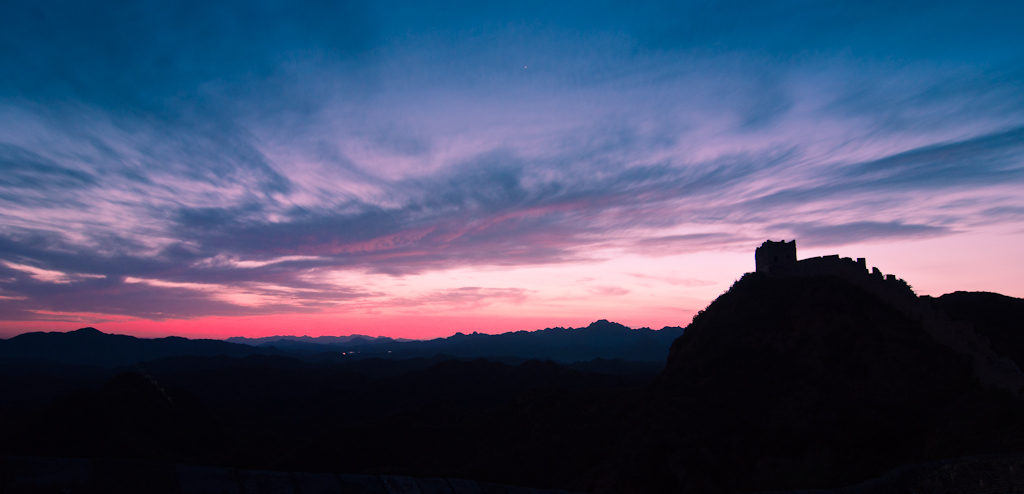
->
0;354;648;489
7;452;1024;494
1;273;1023;493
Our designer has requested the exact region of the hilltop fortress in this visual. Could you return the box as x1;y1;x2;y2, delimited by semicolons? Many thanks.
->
755;239;914;297
753;239;1024;398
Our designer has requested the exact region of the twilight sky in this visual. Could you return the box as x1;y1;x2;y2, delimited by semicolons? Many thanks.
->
1;1;1022;339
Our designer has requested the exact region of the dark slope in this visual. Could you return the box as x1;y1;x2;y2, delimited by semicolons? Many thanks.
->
0;327;278;367
281;359;639;487
0;355;647;489
930;291;1024;371
3;371;233;462
595;273;1024;494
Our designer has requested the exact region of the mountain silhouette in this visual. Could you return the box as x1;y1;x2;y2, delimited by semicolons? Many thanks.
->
595;272;1024;493
929;291;1024;372
226;334;410;347
312;320;684;362
0;321;684;367
0;327;279;367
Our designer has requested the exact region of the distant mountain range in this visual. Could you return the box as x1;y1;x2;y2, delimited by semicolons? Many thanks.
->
226;334;414;346
0;328;281;367
269;320;686;362
0;320;684;367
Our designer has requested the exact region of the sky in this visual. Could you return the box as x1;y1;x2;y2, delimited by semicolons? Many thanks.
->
1;1;1022;339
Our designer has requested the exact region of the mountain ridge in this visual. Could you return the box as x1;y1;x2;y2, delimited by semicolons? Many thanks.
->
0;327;282;367
593;272;1024;493
0;320;686;367
226;334;413;346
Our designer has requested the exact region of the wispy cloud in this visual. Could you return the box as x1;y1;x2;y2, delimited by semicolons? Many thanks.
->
0;0;1022;326
627;273;717;287
776;221;953;247
388;287;530;309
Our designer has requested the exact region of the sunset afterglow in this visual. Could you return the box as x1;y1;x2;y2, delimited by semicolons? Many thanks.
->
1;1;1022;339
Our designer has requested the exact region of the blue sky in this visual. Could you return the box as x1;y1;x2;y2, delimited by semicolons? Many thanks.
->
1;1;1022;337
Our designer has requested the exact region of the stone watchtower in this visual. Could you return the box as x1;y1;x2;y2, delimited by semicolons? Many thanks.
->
755;240;797;273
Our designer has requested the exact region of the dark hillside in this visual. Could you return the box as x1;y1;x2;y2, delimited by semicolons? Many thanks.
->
0;355;647;489
0;327;278;367
931;291;1024;371
595;273;1024;493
